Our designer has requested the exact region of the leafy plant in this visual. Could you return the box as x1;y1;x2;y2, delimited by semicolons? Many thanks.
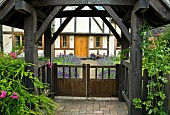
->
133;23;170;115
0;50;59;114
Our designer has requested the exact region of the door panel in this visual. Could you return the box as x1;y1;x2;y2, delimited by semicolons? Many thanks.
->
74;35;88;58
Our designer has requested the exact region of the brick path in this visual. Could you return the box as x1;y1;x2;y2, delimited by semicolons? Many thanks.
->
55;97;128;115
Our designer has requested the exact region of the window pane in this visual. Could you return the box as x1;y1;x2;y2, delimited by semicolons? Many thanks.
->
16;36;20;46
22;36;24;46
63;36;67;48
96;36;100;47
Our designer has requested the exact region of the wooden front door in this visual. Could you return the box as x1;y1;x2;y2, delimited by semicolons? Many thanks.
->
74;35;88;58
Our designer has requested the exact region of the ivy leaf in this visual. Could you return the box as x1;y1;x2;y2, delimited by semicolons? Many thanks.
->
148;109;153;114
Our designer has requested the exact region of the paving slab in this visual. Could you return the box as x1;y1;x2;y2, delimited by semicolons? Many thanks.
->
55;96;128;115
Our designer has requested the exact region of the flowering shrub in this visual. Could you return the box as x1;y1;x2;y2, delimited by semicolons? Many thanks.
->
0;51;58;114
54;55;81;78
97;56;116;79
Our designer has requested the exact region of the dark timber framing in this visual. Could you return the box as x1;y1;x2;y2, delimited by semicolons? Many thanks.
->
0;24;3;51
103;6;132;43
0;0;170;114
51;6;84;44
35;6;65;44
24;9;38;93
31;0;135;6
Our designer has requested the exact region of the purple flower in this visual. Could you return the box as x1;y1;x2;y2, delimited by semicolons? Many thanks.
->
10;92;19;99
0;90;7;98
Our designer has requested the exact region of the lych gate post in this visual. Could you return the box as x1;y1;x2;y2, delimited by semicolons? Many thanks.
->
0;24;3;52
129;10;143;115
24;9;38;93
44;27;54;98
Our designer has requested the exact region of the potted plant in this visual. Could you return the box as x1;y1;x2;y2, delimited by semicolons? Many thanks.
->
90;53;96;60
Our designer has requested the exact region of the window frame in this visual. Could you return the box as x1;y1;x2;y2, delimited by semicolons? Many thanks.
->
94;36;102;48
60;35;70;48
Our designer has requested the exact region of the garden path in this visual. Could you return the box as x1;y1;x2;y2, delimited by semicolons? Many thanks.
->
55;96;128;115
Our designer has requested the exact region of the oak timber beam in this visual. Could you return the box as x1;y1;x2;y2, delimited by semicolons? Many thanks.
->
35;6;65;44
0;24;3;51
51;6;84;44
92;17;103;33
150;0;170;21
15;0;48;22
15;0;32;14
103;6;132;44
129;11;143;115
31;0;135;7
56;10;110;18
24;9;38;93
88;6;121;44
122;10;132;23
0;0;15;20
133;0;149;13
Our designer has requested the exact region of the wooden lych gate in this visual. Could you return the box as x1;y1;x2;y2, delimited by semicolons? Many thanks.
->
38;63;119;97
0;0;170;114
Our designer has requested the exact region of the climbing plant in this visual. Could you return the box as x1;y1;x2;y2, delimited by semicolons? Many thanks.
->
133;23;170;115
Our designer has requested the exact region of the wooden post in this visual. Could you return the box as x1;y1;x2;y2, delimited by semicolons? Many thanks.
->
24;9;38;93
0;24;3;52
116;64;120;97
143;70;148;115
52;63;57;96
119;63;125;102
44;27;54;98
86;64;90;97
129;10;143;115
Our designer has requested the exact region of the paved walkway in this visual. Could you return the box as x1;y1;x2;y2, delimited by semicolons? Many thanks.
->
55;97;128;115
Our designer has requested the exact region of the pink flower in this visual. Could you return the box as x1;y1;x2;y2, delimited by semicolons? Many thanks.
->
0;90;7;98
10;52;17;58
10;92;19;99
10;95;19;99
47;61;53;68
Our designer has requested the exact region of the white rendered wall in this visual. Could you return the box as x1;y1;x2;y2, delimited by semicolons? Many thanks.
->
55;50;64;57
14;28;24;32
62;18;74;32
99;50;107;55
91;17;103;33
66;50;74;55
54;18;61;32
102;36;107;48
3;25;11;31
109;35;115;56
38;50;44;57
89;36;94;48
76;17;89;33
104;18;110;33
89;50;98;56
3;34;12;53
55;36;60;48
70;35;74;48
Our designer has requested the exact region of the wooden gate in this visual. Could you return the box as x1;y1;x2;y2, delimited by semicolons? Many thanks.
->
53;63;119;97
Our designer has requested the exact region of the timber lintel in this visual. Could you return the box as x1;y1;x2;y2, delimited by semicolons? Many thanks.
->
0;0;15;20
15;0;32;14
35;6;65;44
133;0;149;13
31;0;135;7
103;6;132;44
150;0;170;21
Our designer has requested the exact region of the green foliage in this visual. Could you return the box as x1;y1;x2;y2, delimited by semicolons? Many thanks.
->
133;23;170;115
118;48;130;60
0;51;58;114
